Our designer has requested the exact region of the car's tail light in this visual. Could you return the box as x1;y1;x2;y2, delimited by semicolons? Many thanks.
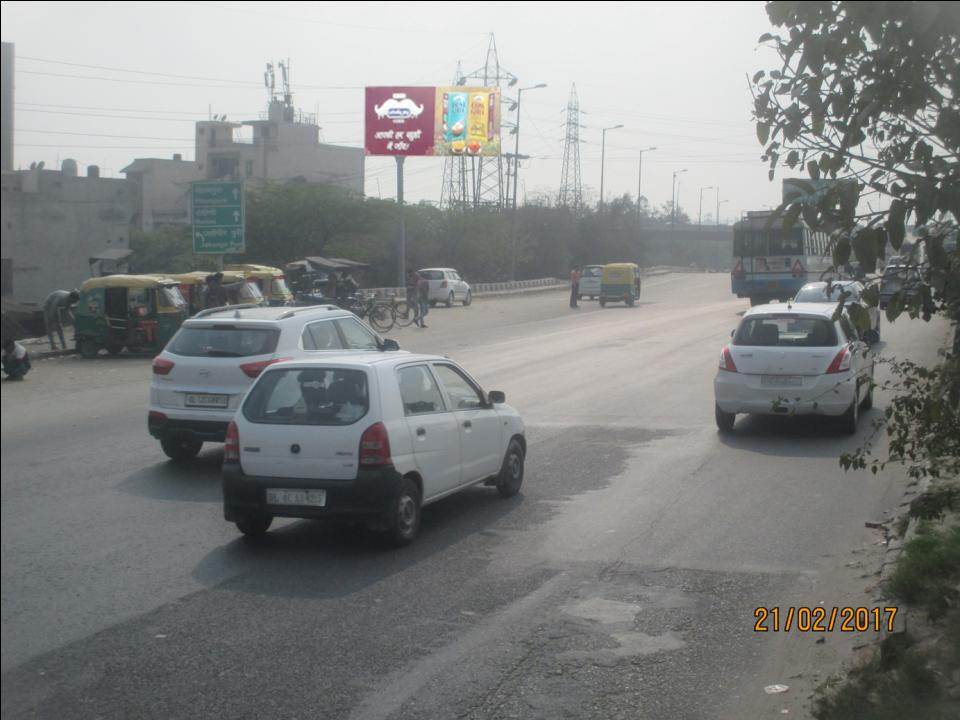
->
148;411;167;428
825;347;852;374
239;356;292;379
152;357;175;375
224;421;240;463
359;422;392;467
718;346;738;372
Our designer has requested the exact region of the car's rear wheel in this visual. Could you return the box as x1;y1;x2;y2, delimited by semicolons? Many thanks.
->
860;379;874;411
715;404;736;433
841;397;859;435
236;514;273;538
160;435;203;461
385;478;421;547
497;439;525;498
106;344;124;356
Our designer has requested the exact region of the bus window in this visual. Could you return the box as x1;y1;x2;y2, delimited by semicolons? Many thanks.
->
770;226;803;256
734;231;749;256
751;231;768;256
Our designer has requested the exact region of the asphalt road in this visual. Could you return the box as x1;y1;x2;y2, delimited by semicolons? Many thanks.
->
2;273;951;719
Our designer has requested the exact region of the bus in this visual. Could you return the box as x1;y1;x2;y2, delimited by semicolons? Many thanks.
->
731;210;832;306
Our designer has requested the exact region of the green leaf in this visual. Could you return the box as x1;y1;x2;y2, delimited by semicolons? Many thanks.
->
851;228;879;274
832;236;851;267
783;203;802;233
861;283;880;308
807;159;820;180
847;302;872;333
752;70;766;83
756;122;770;145
786;150;800;168
886;200;906;250
885;292;905;322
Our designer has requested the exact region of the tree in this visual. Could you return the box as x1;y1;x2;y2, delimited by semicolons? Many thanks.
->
753;1;959;479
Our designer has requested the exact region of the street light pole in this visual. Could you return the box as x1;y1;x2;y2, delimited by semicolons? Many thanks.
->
636;146;656;265
670;168;687;244
698;185;714;228
599;124;624;209
509;83;546;279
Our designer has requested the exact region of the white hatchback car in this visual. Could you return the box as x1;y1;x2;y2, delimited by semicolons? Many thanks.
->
714;303;874;434
222;354;526;546
148;305;401;460
418;268;472;307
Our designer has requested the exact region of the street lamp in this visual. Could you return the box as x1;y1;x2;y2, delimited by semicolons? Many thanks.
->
698;185;714;228
599;124;624;209
716;189;727;227
670;168;688;243
636;146;656;265
510;83;547;212
508;83;546;281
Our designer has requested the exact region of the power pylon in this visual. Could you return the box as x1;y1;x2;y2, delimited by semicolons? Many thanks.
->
558;83;584;211
459;34;517;209
440;63;470;209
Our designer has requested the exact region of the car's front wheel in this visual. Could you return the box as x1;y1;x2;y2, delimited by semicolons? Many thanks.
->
715;404;736;433
160;435;203;461
463;290;472;306
385;478;421;547
446;292;454;308
497;439;525;498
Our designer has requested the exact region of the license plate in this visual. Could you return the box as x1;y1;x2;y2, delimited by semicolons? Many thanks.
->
761;375;803;387
266;489;326;507
185;393;229;409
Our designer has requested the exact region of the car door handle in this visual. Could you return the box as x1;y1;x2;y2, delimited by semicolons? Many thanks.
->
416;427;426;437
462;420;472;429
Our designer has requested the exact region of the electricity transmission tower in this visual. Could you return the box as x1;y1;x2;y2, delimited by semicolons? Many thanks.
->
558;83;584;211
459;34;517;209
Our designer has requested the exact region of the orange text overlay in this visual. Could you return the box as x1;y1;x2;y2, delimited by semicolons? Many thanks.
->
753;606;899;633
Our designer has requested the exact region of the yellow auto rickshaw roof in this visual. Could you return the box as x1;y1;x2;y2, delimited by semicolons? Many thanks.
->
226;264;283;278
80;274;179;291
602;263;639;270
168;270;247;285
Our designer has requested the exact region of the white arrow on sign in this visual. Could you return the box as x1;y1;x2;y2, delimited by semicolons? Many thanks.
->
233;210;240;223
232;188;240;200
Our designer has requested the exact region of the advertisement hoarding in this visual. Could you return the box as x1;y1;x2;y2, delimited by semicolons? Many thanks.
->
365;86;500;157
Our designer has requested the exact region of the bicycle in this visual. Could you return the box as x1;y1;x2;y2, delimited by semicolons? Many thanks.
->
338;292;396;333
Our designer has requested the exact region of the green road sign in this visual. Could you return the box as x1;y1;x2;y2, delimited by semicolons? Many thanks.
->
192;181;244;254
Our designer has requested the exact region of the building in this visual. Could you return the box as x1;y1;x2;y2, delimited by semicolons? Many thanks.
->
1;160;133;303
121;154;203;232
195;99;364;192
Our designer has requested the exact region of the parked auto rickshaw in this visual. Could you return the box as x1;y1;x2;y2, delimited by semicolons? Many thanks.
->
74;275;187;358
599;263;641;307
226;264;293;306
169;271;265;315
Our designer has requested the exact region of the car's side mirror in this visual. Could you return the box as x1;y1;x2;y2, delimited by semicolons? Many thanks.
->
488;390;506;404
380;338;400;351
730;329;736;338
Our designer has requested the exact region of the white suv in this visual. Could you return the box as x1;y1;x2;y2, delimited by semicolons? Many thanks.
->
418;268;472;307
222;353;525;546
148;305;401;460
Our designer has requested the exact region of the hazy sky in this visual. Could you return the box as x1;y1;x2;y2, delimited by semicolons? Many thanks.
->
1;1;784;222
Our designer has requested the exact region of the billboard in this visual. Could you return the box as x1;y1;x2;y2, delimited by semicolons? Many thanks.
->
365;86;500;157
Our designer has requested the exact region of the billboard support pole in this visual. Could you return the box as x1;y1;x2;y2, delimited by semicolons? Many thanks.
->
396;156;406;288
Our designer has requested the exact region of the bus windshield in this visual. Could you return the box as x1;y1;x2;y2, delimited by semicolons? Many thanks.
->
734;226;803;256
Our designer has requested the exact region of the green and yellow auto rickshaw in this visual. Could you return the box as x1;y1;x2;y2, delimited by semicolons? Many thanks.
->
74;275;187;358
226;264;293;306
599;263;641;307
169;270;265;315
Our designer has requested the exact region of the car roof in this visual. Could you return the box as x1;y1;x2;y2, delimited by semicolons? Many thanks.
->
418;267;456;272
799;280;860;290
263;352;450;371
744;302;841;319
184;304;349;325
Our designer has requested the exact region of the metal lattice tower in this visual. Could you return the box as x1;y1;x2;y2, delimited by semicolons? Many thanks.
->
558;83;583;210
440;62;470;209
460;34;517;210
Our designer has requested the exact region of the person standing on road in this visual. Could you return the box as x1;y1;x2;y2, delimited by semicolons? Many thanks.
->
416;273;431;328
406;268;422;325
2;339;31;380
569;266;582;308
42;289;79;350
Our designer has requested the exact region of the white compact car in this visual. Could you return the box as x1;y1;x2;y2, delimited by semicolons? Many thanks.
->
418;268;472;307
794;280;881;342
222;353;525;546
578;265;604;300
714;302;874;434
148;305;401;460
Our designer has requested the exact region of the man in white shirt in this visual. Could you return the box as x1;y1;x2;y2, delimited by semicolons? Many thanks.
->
2;339;31;380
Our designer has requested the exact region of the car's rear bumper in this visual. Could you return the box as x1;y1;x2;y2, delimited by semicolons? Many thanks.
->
148;410;231;443
222;463;404;521
714;371;856;416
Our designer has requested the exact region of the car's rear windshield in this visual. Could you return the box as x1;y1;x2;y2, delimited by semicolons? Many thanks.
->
167;326;279;358
795;285;859;302
419;270;444;280
243;367;368;426
582;266;603;277
734;315;838;347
